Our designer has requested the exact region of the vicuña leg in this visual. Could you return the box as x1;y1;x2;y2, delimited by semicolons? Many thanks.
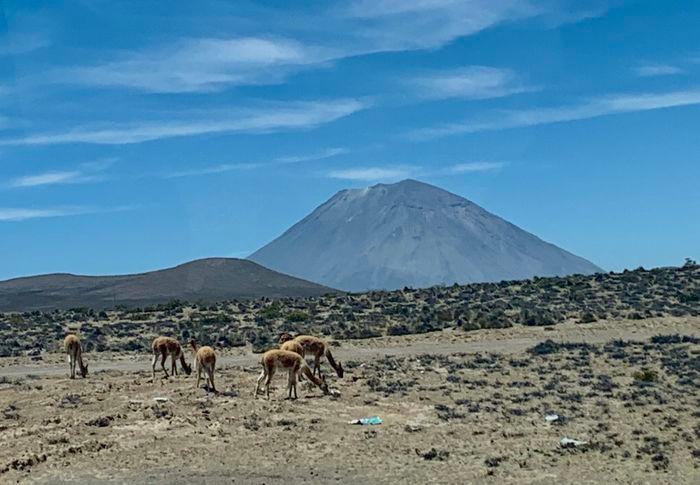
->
265;367;276;400
207;367;216;392
313;355;321;377
160;353;169;378
151;354;158;379
287;369;298;399
254;369;266;397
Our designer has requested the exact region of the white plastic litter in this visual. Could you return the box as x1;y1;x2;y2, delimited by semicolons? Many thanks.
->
545;413;560;422
560;437;587;448
153;397;169;403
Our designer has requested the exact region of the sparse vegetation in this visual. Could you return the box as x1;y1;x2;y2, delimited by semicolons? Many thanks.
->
0;264;698;353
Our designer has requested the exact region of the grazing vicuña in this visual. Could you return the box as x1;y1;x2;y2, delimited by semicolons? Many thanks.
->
64;334;88;379
254;349;329;400
151;336;192;379
190;339;217;392
279;333;343;378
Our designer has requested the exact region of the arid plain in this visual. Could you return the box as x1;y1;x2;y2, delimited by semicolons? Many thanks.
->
1;316;698;484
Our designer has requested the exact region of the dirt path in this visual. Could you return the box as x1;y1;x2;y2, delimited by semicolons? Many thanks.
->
2;316;697;378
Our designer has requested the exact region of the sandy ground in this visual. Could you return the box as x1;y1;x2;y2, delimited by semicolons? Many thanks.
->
1;317;698;484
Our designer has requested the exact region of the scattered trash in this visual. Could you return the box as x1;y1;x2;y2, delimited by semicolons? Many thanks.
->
545;413;560;422
560;437;587;449
329;389;341;398
349;416;383;425
153;397;169;403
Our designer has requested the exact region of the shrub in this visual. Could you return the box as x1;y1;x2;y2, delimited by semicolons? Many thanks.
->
286;311;309;323
260;304;282;320
520;308;559;326
579;312;597;324
387;324;411;336
457;317;480;332
632;369;658;383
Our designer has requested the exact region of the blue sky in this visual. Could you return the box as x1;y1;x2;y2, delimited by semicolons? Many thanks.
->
1;0;698;280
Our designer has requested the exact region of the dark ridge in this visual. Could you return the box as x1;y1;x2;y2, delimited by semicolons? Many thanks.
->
0;258;337;311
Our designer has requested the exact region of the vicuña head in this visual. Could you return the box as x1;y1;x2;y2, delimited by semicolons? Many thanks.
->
278;332;295;344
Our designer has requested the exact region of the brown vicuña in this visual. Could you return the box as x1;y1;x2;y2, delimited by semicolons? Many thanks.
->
190;339;217;392
279;333;343;378
254;349;329;400
151;336;192;379
64;334;88;379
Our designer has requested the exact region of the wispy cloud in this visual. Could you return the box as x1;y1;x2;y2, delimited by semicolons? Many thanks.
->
327;166;417;181
7;158;117;188
165;163;261;179
48;2;603;93
165;147;348;179
0;99;367;146
52;3;520;93
326;160;508;181
59;37;336;93
0;32;50;56
274;147;348;164
0;205;133;222
340;0;608;51
447;162;506;173
634;63;684;77
9;171;84;188
408;66;534;101
410;88;700;139
342;1;530;51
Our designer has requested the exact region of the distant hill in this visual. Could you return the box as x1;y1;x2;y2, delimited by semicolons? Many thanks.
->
249;179;602;291
0;258;335;311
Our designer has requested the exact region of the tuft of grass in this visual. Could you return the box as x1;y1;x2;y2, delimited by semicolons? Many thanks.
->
632;369;658;383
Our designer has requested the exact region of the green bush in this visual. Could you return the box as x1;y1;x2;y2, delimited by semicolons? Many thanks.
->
632;369;658;382
578;312;597;324
260;304;282;320
387;324;411;336
286;311;309;322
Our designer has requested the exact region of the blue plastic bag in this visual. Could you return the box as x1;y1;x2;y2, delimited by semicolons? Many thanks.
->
349;416;383;425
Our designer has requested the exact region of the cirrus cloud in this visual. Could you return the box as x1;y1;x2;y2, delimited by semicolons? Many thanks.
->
409;88;700;139
0;99;368;146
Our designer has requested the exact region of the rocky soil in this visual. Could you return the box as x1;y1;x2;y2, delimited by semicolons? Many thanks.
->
1;318;698;484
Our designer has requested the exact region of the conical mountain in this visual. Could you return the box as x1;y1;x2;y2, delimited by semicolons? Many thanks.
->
249;179;602;291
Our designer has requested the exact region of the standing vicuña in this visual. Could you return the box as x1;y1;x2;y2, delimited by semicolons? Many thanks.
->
151;336;192;379
190;339;216;392
64;334;88;379
279;333;343;378
254;349;329;400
